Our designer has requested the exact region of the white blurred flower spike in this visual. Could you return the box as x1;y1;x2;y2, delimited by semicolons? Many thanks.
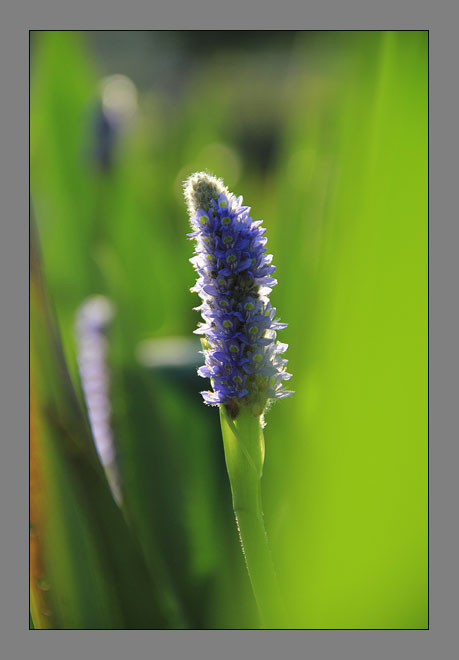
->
92;74;138;172
75;295;121;505
100;74;138;126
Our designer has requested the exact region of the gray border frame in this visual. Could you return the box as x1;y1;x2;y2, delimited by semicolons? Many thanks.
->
1;0;457;656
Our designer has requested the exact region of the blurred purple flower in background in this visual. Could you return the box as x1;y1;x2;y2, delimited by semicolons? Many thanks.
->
75;296;121;504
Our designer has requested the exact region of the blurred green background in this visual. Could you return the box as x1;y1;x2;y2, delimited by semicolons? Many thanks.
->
30;30;428;629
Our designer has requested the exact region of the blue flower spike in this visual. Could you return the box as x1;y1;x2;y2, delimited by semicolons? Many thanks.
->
184;172;293;421
184;172;292;629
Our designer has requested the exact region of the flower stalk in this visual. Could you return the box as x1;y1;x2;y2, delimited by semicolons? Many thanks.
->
219;405;288;628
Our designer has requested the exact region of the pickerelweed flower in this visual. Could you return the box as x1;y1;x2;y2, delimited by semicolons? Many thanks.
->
184;172;293;418
75;295;121;504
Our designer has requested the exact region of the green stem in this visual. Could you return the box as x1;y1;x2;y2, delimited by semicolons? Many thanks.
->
219;405;288;628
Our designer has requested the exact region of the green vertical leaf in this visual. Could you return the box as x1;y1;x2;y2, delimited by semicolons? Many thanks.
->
30;223;169;629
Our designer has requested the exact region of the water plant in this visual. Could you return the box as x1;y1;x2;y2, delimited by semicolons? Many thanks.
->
184;172;293;627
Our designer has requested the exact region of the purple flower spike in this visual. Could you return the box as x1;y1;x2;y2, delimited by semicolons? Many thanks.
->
184;172;293;418
75;295;122;504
